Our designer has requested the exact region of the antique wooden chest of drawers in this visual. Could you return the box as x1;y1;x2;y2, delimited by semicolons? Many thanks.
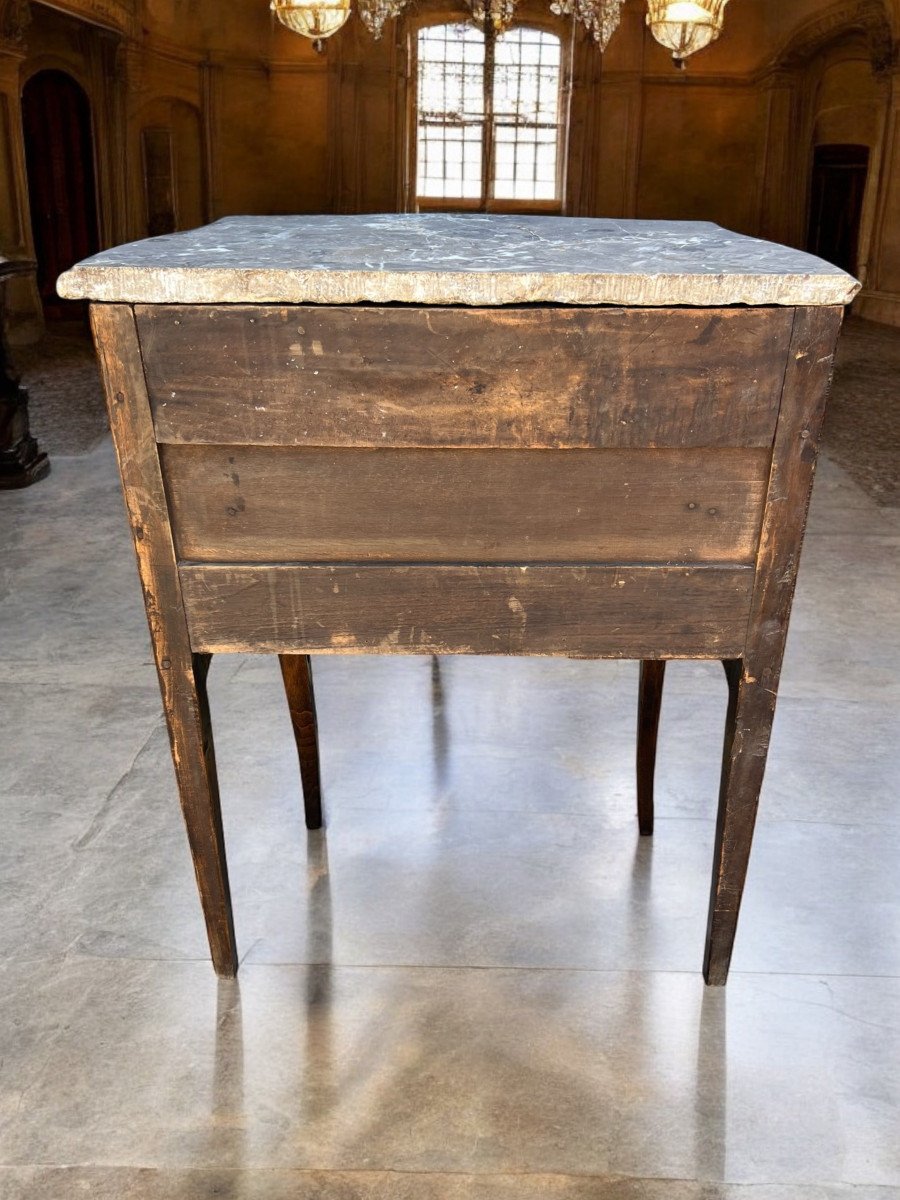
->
59;214;858;983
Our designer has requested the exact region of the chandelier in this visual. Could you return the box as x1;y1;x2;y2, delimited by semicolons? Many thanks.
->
549;0;626;49
465;0;519;34
271;0;730;62
646;0;729;63
271;0;351;37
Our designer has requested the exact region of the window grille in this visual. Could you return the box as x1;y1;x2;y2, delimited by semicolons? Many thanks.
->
415;23;563;208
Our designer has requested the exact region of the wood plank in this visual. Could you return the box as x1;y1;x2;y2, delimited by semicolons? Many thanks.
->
160;445;771;565
138;305;794;449
703;304;845;985
178;562;755;658
90;303;238;977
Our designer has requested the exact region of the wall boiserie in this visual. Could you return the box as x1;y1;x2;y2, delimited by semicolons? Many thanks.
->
1;0;899;331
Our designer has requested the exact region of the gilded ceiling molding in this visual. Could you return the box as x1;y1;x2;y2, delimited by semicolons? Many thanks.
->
33;0;135;38
775;0;896;74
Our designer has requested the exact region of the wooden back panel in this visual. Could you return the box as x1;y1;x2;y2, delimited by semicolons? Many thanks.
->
178;563;756;658
137;305;793;449
98;301;835;660
160;444;771;566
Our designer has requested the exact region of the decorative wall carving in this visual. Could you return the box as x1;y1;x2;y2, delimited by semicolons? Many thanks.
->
0;0;31;50
776;0;895;73
35;0;134;37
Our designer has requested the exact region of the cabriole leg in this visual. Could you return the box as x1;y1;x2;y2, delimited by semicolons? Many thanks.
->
279;654;323;830
636;659;666;836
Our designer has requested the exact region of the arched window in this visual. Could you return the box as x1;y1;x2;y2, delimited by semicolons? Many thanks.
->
414;23;564;211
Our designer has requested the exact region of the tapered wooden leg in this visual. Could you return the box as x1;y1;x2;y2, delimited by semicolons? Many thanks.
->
703;658;777;985
636;659;666;836
162;651;238;976
279;654;323;830
701;308;845;983
91;305;238;978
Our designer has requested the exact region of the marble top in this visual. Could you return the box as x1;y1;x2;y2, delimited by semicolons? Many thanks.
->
57;214;859;308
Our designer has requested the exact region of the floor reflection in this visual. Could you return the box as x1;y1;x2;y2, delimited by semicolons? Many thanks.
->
305;829;333;971
695;987;727;1180
212;976;245;1172
431;655;449;787
303;829;335;1124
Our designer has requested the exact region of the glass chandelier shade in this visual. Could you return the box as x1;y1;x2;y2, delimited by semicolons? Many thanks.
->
357;0;410;37
270;0;351;39
466;0;518;34
549;0;625;51
646;0;729;61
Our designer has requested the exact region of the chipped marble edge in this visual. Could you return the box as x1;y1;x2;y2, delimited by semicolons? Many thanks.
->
57;265;860;308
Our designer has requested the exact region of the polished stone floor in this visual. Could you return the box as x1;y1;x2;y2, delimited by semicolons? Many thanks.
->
827;318;900;505
16;317;107;456
1;385;900;1196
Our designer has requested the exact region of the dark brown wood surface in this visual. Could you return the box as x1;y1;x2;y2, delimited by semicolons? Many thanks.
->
161;445;770;565
703;304;844;985
138;305;793;449
636;660;666;836
91;303;238;977
178;562;755;658
279;654;323;830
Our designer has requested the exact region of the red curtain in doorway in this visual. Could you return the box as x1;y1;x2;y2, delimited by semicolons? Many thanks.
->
22;69;100;318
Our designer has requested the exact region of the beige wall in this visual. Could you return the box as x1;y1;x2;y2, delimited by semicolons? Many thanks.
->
635;83;761;233
1;0;900;328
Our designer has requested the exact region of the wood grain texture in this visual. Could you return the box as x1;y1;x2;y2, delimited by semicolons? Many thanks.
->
160;445;771;565
703;305;845;986
636;660;666;836
279;654;323;830
138;305;794;449
90;303;238;977
178;562;755;658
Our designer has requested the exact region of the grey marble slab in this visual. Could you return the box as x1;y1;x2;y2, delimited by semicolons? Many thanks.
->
57;214;859;307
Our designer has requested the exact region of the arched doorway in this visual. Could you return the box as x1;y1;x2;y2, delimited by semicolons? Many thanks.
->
807;143;870;275
22;70;99;320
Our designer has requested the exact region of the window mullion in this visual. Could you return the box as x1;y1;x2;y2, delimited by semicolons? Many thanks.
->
482;19;495;212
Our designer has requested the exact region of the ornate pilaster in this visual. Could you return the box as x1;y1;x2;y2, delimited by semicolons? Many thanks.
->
0;0;43;339
856;61;900;324
756;68;802;248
